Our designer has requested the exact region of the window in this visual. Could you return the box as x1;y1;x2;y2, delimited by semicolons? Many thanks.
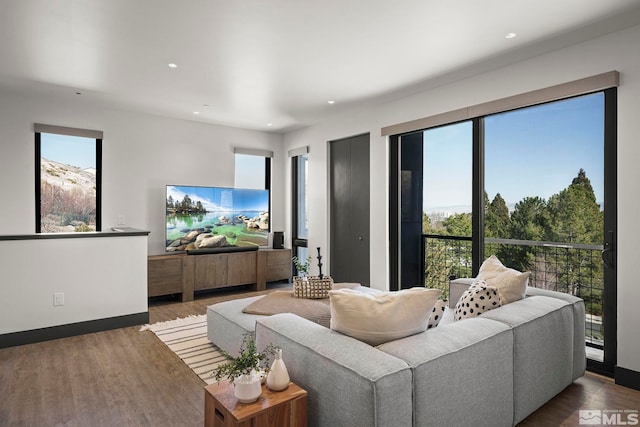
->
35;124;102;233
234;148;273;235
290;146;309;273
234;153;271;190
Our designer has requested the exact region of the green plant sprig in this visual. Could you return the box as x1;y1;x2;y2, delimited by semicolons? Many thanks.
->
292;255;312;275
211;333;278;385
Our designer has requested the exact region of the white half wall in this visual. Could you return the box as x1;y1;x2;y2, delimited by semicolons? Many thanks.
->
0;234;148;335
283;24;640;374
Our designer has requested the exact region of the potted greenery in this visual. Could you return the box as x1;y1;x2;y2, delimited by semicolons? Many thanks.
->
211;333;278;403
292;250;332;298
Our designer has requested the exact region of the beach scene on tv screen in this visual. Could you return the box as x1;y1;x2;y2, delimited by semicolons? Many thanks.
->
166;185;269;251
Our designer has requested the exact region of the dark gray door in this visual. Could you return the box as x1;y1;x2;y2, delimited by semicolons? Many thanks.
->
329;134;370;285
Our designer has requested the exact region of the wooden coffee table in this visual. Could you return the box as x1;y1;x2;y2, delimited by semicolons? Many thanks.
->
204;380;307;427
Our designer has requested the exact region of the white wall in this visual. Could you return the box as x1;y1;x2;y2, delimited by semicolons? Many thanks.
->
283;24;640;374
0;90;285;255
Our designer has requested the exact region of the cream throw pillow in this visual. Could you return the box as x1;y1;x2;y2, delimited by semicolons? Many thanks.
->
331;282;361;290
476;255;530;304
329;287;440;346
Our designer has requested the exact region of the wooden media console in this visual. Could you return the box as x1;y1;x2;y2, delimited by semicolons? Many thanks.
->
148;248;291;301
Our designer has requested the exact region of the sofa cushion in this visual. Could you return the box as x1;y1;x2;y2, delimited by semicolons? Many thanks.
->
329;287;440;346
480;296;574;424
454;281;501;321
477;255;530;304
427;299;448;329
378;317;514;427
206;295;267;357
256;313;413;427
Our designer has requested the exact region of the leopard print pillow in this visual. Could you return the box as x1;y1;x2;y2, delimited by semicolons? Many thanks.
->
454;281;502;321
427;298;448;329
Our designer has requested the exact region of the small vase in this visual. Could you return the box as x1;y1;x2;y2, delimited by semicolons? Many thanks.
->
266;349;290;391
234;371;262;403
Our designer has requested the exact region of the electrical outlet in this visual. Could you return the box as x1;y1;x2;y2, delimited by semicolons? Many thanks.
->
53;293;64;306
117;215;125;225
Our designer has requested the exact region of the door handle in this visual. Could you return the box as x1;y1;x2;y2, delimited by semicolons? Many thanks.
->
602;230;614;269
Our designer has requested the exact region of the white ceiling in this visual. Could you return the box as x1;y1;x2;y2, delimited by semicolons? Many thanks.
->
1;0;640;133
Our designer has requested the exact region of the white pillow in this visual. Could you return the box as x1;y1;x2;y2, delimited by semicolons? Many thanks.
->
476;255;530;304
329;287;441;346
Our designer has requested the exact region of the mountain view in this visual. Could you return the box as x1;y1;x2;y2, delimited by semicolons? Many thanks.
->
40;157;97;232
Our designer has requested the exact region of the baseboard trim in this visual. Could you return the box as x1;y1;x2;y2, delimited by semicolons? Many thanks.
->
0;312;149;349
615;366;640;391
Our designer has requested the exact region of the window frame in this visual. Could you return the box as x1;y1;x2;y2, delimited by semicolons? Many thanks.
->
34;124;103;233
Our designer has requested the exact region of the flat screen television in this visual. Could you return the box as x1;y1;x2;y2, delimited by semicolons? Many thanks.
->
165;185;270;252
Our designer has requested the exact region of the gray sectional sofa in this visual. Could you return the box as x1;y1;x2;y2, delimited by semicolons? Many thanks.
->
207;281;585;427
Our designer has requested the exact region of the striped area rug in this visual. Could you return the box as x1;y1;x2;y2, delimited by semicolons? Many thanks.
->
140;315;225;384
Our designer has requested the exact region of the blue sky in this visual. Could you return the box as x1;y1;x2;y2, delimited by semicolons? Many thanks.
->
423;92;604;213
40;133;96;169
234;154;266;189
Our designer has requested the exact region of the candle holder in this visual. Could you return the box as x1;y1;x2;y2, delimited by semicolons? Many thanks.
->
316;247;324;279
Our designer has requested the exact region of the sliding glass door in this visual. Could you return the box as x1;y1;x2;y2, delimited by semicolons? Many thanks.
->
391;89;617;375
484;92;615;373
422;122;473;297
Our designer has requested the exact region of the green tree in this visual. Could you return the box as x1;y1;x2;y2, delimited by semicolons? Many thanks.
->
485;193;512;270
485;193;511;238
547;169;602;245
442;213;472;237
510;196;549;241
180;195;193;211
544;169;603;301
424;239;451;299
422;212;434;234
497;196;550;272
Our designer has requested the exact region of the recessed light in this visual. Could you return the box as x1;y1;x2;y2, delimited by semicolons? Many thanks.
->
75;92;82;95
328;100;335;104
168;63;178;68
193;111;200;115
267;123;273;127
505;32;517;39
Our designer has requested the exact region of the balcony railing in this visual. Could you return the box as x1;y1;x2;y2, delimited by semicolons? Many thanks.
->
422;234;604;349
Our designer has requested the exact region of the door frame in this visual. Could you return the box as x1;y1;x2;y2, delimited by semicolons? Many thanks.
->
588;86;617;376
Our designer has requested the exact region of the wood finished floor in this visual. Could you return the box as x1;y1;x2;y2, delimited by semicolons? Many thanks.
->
1;284;639;427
